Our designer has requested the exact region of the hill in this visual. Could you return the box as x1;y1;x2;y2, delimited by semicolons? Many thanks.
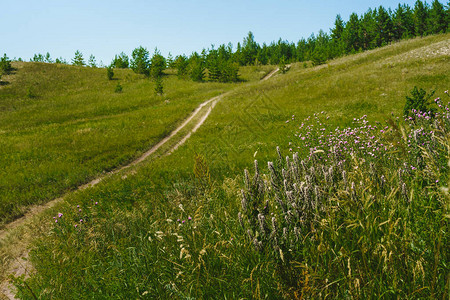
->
1;34;449;298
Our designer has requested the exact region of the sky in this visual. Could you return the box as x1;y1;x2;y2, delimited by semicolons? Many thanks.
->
1;0;424;65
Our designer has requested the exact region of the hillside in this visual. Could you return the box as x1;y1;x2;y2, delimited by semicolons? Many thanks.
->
1;34;449;299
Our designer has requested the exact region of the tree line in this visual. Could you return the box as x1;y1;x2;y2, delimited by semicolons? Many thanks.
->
6;0;450;83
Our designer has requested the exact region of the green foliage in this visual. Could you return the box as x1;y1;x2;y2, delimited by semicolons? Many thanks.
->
150;49;166;78
311;49;327;66
114;82;123;93
112;52;129;69
32;53;45;62
403;86;436;117
72;50;85;66
106;66;114;80
278;56;289;74
88;55;97;68
174;55;189;79
130;46;150;76
45;52;53;63
189;58;205;82
0;54;12;74
154;76;163;95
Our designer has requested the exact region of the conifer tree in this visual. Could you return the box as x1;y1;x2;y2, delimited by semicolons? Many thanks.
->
88;55;97;67
72;50;85;66
174;55;189;78
414;0;429;36
343;13;361;52
45;52;53;63
375;6;394;46
429;0;447;33
112;52;129;68
150;49;166;78
0;54;12;74
130;46;150;76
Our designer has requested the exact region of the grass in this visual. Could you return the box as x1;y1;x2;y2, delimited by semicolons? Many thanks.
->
0;63;272;226
2;34;450;298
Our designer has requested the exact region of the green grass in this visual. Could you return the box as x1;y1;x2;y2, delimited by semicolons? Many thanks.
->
0;63;272;226
2;34;450;298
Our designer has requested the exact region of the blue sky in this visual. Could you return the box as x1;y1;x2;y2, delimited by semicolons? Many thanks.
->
2;0;424;65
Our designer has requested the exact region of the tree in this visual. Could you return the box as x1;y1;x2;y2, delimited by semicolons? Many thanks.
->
150;49;166;78
360;8;377;50
414;0;429;36
242;31;259;65
167;52;174;68
174;55;189;79
154;76;163;95
72;50;85;66
111;52;129;68
45;52;53;63
331;14;345;41
429;0;447;33
130;46;150;76
0;54;12;74
32;53;44;62
106;66;114;80
189;54;205;82
88;55;97;67
375;6;394;46
343;13;361;52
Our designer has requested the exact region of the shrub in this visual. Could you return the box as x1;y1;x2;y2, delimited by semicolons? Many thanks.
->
154;76;163;95
0;54;12;74
403;86;436;118
114;83;122;93
106;66;114;80
72;50;85;66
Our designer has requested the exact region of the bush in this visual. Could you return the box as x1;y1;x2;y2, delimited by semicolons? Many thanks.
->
115;83;122;93
106;67;114;80
0;54;12;74
403;86;436;118
154;76;163;95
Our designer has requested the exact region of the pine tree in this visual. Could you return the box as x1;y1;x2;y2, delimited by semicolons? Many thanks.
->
189;56;205;82
150;49;166;79
88;55;97;68
72;50;85;66
130;46;150;76
167;52;174;68
375;6;394;46
112;52;129;68
414;0;429;36
45;52;53;63
360;9;377;50
0;54;12;74
174;55;189;79
429;0;447;33
343;13;361;52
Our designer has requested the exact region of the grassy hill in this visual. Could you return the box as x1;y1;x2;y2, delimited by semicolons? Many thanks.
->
0;63;274;226
1;34;449;299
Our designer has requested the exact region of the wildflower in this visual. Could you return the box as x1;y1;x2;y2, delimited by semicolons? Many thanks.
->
58;213;63;218
188;216;192;221
95;202;98;205
80;219;83;222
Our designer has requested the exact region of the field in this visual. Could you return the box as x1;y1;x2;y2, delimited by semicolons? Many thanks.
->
1;34;449;298
0;63;274;226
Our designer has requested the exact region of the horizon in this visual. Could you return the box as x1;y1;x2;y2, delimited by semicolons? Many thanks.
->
1;0;439;64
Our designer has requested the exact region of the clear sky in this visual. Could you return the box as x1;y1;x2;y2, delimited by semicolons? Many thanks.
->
1;0;424;65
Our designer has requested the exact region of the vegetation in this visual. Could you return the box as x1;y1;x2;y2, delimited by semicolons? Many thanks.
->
111;52;129;69
0;62;242;226
106;65;114;80
0;54;12;74
130;46;150;76
2;32;448;299
72;50;85;66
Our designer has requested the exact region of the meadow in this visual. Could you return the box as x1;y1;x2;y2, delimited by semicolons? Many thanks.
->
1;34;449;298
0;63;273;226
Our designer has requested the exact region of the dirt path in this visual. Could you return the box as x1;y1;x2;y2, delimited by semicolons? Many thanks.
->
0;67;281;299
